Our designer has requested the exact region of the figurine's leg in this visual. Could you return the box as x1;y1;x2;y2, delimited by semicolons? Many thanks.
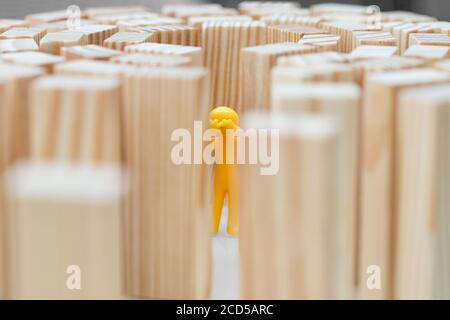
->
212;186;225;233
226;182;238;236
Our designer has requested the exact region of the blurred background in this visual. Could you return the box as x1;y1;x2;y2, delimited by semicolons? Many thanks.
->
0;0;449;21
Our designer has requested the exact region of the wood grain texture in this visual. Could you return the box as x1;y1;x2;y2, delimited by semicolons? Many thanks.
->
359;69;450;299
240;113;339;299
123;67;212;299
4;163;124;299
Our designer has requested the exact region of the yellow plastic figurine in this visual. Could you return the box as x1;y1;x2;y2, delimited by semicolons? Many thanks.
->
209;106;240;236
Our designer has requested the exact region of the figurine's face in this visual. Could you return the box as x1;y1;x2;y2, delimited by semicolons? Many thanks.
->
209;106;239;129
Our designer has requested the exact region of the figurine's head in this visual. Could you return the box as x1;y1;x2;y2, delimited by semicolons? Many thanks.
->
209;106;240;130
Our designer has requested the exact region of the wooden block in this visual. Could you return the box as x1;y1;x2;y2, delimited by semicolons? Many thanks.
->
240;112;339;299
261;14;323;27
166;5;237;20
202;21;266;108
0;19;29;28
0;64;45;299
123;67;211;299
29;75;121;164
187;15;253;29
310;3;369;16
239;42;316;113
55;59;128;77
298;33;341;52
394;84;450;299
381;11;436;23
321;22;380;53
40;31;88;55
0;51;64;72
162;4;222;17
352;31;397;50
390;23;434;54
272;63;357;85
94;11;159;25
277;51;350;65
73;25;119;45
117;17;184;31
409;33;450;47
36;19;96;33
84;6;150;19
350;45;398;60
0;27;47;44
267;25;325;44
130;25;200;46
404;45;450;63
125;43;203;67
351;56;424;86
61;45;122;61
4;163;124;299
239;1;300;15
111;53;192;67
103;32;154;51
0;38;38;53
273;84;360;300
360;68;450;299
26;10;73;24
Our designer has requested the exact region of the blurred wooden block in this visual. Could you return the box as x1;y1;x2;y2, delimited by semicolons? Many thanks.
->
35;19;96;33
61;45;122;61
0;51;64;72
111;53;192;67
202;21;266;108
360;69;450;299
350;45;398;60
117;17;184;31
0;19;29;29
187;15;252;29
26;10;73;25
73;25;119;45
277;51;350;65
404;45;450;64
5;163;124;299
272;63;356;85
0;38;38;53
55;59;127;78
310;3;369;16
125;43;203;66
238;2;306;19
94;12;159;25
162;3;223;17
240;113;339;299
129;25;200;47
381;11;436;23
40;31;88;55
352;31;397;50
261;14;323;27
267;25;325;44
351;56;424;86
29;75;121;164
298;34;341;52
103;32;154;51
239;42;315;113
0;27;47;44
84;6;150;19
409;33;450;47
390;23;434;54
322;22;380;53
165;4;237;20
273;84;360;300
395;84;450;299
123;67;211;299
0;64;45;299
